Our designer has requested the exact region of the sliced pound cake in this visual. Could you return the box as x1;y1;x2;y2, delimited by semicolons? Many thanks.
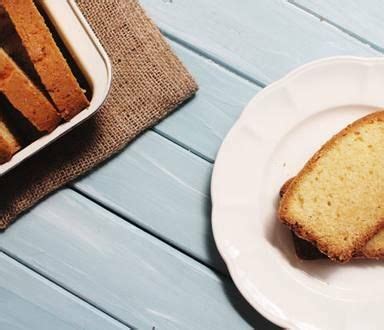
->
281;177;384;260
279;112;384;262
0;48;60;132
1;0;89;120
0;110;20;164
0;3;43;87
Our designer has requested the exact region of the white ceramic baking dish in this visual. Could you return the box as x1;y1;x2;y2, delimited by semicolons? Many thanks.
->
0;0;112;176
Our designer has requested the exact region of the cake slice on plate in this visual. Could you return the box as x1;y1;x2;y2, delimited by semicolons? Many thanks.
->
281;177;384;260
279;112;384;262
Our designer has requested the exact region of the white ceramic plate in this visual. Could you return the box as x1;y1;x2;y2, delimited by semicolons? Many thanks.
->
211;56;384;330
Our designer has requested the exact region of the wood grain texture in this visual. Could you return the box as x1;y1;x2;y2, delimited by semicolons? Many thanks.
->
291;0;384;51
73;131;225;272
0;189;277;329
140;0;378;85
156;40;260;161
0;252;128;330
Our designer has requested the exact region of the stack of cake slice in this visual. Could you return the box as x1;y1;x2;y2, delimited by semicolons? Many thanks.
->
0;0;89;164
278;112;384;262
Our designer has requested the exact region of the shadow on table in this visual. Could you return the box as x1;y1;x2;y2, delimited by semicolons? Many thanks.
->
204;198;280;329
221;279;280;329
203;201;228;273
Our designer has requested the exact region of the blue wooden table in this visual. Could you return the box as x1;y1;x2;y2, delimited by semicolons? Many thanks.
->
1;1;382;329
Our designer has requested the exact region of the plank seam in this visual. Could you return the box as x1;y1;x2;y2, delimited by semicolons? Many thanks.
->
286;0;384;53
152;127;214;163
70;185;228;277
151;34;264;162
0;249;135;329
162;29;267;88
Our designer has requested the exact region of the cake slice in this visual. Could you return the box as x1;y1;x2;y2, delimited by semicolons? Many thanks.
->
280;179;331;260
0;48;60;132
0;110;20;164
279;112;384;262
0;4;43;88
281;178;384;260
1;0;89;120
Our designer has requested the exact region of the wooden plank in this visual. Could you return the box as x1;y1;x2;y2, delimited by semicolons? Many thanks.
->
140;0;378;85
74;131;225;272
155;40;260;161
0;189;277;329
0;252;128;330
290;0;384;51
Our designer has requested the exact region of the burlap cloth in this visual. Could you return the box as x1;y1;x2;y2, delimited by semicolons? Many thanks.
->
0;0;198;229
